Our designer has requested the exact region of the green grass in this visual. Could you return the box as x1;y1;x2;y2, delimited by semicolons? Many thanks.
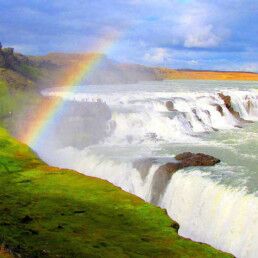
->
0;81;15;121
0;127;233;257
16;64;42;81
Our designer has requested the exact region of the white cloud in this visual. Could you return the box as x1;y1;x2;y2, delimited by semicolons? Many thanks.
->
184;25;221;48
144;47;171;64
172;2;228;48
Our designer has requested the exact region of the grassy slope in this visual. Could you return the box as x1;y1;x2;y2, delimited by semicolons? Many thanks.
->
158;68;258;81
0;127;233;257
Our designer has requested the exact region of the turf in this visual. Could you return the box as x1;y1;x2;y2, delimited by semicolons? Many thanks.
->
0;127;233;258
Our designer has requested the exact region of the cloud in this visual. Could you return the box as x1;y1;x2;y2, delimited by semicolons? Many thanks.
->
144;48;171;64
184;25;221;48
0;0;257;71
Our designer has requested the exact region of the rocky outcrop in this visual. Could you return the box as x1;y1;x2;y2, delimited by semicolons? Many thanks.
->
156;152;220;175
175;152;220;167
0;43;30;70
218;93;241;119
218;93;253;125
134;152;220;205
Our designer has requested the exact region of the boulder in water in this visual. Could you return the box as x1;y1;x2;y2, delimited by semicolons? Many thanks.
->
156;152;220;175
165;101;175;111
175;152;220;167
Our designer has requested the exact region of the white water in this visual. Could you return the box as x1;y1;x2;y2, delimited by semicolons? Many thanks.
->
37;80;258;257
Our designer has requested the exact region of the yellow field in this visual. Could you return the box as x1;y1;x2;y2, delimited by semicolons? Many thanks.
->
158;68;258;81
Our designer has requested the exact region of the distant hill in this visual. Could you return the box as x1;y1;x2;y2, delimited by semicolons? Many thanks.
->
29;53;161;87
1;43;258;92
157;67;258;81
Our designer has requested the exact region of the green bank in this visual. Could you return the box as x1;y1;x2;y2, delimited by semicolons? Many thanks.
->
0;127;232;257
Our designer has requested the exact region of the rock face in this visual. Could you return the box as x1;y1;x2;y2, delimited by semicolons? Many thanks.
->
134;152;220;205
0;43;29;70
156;152;220;176
175;152;220;167
218;93;241;119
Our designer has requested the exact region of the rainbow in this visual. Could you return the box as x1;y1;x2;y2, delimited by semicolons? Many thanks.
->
20;33;119;148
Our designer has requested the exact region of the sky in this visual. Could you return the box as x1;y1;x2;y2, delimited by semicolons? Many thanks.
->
0;0;258;71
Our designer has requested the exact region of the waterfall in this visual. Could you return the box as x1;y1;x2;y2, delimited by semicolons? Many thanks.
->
37;82;258;258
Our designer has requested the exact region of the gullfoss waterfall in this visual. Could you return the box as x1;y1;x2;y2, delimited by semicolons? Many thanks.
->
26;80;258;258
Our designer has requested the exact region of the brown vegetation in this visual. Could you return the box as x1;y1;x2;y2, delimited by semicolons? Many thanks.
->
158;68;258;81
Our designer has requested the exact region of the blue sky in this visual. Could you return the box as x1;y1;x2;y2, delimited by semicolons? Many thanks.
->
0;0;258;71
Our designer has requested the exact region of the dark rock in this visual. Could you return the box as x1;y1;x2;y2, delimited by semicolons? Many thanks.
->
20;215;33;224
155;152;220;176
213;104;224;116
171;221;180;232
156;162;181;174
150;164;175;204
166;101;175;111
218;93;241;119
175;152;220;167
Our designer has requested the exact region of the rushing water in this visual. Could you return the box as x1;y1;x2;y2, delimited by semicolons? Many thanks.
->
35;80;258;257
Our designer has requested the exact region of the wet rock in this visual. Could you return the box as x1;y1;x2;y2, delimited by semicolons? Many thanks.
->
218;93;241;119
218;93;254;125
155;152;220;176
156;162;181;174
213;104;224;116
150;163;175;204
166;101;175;111
175;152;220;167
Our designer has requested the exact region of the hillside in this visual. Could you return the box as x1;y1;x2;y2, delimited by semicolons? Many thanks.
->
29;53;161;87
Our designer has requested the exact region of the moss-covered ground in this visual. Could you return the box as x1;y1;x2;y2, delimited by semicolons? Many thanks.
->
0;127;233;257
